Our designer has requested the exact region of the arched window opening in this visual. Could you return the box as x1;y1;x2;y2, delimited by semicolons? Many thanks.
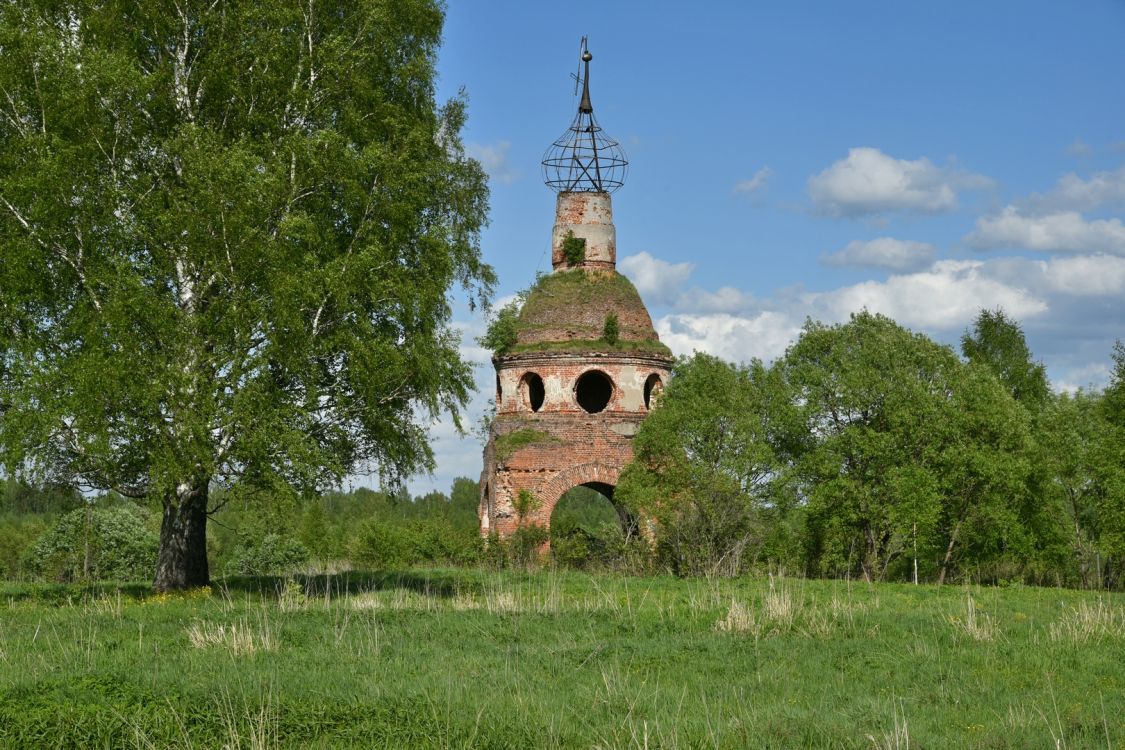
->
575;370;613;414
520;372;545;412
495;374;502;406
644;374;664;410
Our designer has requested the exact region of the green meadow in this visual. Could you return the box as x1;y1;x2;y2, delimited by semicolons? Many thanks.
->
2;571;1123;748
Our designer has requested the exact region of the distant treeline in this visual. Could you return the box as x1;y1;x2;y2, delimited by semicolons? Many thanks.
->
0;479;483;582
0;473;631;582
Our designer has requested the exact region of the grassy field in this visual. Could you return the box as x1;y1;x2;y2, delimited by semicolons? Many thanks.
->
1;570;1123;748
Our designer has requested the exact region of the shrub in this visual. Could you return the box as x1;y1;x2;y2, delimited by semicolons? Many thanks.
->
27;503;158;582
562;231;586;265
602;313;619;345
350;522;416;569
349;519;482;570
554;524;636;568
409;519;484;566
224;534;310;577
507;524;549;567
513;489;542;522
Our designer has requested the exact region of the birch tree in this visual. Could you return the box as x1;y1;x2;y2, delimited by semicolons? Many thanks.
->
0;0;493;589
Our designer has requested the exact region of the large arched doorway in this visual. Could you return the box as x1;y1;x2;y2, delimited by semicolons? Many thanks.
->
547;481;638;568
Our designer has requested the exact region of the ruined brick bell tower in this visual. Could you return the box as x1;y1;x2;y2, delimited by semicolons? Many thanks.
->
479;40;673;540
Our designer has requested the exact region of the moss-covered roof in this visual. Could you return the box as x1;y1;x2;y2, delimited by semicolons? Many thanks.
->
508;268;670;356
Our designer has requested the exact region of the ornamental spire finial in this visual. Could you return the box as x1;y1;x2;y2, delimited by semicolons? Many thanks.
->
541;38;628;194
578;46;593;114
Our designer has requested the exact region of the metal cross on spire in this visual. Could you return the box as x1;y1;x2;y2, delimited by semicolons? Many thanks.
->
542;37;628;194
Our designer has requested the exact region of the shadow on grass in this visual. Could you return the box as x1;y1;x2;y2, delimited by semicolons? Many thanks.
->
0;569;485;605
221;569;482;599
0;580;154;605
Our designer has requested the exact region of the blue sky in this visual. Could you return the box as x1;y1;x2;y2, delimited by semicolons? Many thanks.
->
398;0;1125;495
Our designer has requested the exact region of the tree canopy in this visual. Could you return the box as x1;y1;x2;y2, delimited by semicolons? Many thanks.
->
617;353;790;576
961;308;1049;408
622;311;1124;587
779;313;1035;582
0;0;493;589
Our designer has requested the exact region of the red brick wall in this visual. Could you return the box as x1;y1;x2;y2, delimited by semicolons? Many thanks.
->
480;351;671;539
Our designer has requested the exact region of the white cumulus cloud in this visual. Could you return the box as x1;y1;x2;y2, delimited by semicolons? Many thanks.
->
965;208;1125;255
986;253;1125;297
808;147;992;217
618;251;695;306
820;237;936;272
1023;165;1125;212
804;260;1048;330
655;311;802;363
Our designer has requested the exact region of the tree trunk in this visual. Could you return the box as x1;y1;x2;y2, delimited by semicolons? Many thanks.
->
861;525;877;583
938;521;962;585
153;480;210;591
1072;513;1090;589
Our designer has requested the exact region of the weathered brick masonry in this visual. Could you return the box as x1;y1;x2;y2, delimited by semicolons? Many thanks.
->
479;191;673;539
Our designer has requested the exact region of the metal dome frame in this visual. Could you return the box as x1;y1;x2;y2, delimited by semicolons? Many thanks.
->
541;40;628;194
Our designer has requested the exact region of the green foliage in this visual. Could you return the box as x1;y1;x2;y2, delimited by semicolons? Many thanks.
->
619;353;790;576
477;293;525;355
493;428;557;462
0;0;493;588
962;308;1050;408
349;522;417;569
207;479;483;574
780;313;1037;583
350;519;482;569
1091;342;1125;587
549;486;629;570
224;534;310;577
447;477;485;533
550;486;621;539
513;489;542;522
1;479;82;514
1038;391;1113;587
561;231;586;265
1105;340;1125;428
28;503;158;582
602;313;620;345
295;502;333;561
0;480;100;580
0;514;51;580
505;524;549;566
620;311;1112;586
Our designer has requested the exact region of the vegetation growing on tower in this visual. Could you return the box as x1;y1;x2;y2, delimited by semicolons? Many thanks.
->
480;269;671;357
561;231;587;265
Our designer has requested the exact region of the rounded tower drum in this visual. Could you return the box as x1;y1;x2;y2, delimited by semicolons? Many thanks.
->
479;40;672;540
